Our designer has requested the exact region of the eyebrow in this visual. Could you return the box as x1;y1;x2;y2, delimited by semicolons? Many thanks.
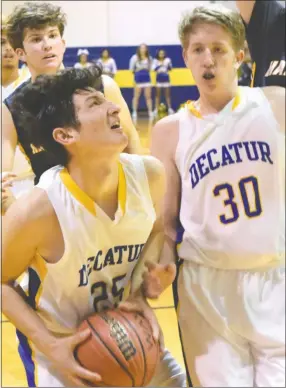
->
84;94;104;105
27;29;59;38
191;41;226;46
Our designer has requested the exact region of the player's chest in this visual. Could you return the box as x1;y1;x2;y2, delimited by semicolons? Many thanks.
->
180;113;280;190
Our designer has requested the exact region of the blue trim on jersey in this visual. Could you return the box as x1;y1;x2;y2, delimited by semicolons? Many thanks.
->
16;330;36;387
17;268;41;387
176;225;185;244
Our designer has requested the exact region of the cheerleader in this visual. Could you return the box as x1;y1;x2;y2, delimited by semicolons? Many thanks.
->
152;49;174;115
129;43;153;119
97;49;117;78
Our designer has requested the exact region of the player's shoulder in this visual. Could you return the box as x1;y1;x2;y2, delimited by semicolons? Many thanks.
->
153;112;181;137
141;155;165;182
5;187;54;228
261;86;285;131
261;85;285;102
101;74;119;94
3;78;31;110
141;155;166;203
120;153;164;180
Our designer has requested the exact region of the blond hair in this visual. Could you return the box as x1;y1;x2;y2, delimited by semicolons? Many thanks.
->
178;4;245;52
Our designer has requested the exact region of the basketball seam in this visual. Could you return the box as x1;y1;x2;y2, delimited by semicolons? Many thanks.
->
115;311;147;387
74;352;104;387
86;317;135;387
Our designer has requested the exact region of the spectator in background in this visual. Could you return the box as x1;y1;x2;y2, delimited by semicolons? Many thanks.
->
236;0;285;87
97;49;117;78
238;41;252;86
152;49;174;116
74;48;92;69
129;43;153;120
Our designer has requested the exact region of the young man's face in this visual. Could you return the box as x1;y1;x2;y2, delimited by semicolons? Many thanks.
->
183;22;244;94
57;89;128;157
16;25;65;75
1;34;18;70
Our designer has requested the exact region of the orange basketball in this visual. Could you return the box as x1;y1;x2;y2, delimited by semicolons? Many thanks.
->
74;309;160;387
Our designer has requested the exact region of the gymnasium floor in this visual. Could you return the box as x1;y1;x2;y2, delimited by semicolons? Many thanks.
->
1;117;185;387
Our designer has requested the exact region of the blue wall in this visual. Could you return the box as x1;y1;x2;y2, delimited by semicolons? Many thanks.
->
64;45;199;111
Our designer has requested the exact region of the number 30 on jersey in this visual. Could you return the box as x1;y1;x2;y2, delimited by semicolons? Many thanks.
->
213;175;262;224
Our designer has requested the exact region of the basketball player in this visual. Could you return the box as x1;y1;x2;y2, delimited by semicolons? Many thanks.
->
1;15;33;199
1;15;30;101
236;0;285;88
2;2;142;213
2;66;186;388
144;4;285;387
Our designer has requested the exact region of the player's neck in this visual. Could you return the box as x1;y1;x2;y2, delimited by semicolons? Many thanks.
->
30;66;61;82
67;155;120;205
197;85;239;116
2;67;19;87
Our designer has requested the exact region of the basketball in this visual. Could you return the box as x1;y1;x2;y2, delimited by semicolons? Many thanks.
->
74;309;161;387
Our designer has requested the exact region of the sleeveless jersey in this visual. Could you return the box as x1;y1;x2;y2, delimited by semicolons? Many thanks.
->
175;86;285;270
19;153;156;337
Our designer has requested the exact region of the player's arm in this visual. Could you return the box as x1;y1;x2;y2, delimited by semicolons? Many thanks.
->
102;75;143;154
141;117;181;299
122;156;166;344
235;1;255;24
262;86;285;133
1;190;101;386
130;155;166;293
2;191;58;351
1;103;18;172
1;104;19;214
151;117;181;267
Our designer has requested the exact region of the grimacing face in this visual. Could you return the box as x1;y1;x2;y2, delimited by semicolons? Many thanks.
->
183;22;244;94
16;25;66;76
54;89;128;156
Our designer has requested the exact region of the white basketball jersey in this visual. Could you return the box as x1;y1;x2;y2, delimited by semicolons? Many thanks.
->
20;154;156;335
176;87;285;270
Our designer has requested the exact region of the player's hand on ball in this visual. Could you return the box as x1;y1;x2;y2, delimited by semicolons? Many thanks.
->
44;329;102;387
142;262;177;299
119;293;165;354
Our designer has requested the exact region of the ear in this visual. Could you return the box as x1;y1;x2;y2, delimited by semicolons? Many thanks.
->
52;127;79;146
182;48;188;67
235;49;245;70
62;38;66;52
15;48;27;63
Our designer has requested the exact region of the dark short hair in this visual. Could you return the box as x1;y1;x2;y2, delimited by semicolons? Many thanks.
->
11;66;103;166
6;2;66;50
101;48;110;58
155;49;166;60
178;4;245;52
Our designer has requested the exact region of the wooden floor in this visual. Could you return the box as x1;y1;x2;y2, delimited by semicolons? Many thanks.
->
1;118;185;387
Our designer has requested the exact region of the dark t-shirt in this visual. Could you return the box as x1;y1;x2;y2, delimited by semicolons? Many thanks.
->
4;76;105;184
245;0;285;87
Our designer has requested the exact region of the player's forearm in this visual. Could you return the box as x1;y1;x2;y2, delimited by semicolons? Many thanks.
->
235;0;255;24
159;234;178;266
1;283;57;354
131;221;164;292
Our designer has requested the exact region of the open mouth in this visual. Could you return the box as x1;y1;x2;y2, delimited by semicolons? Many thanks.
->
203;72;215;80
4;54;15;59
111;123;121;130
